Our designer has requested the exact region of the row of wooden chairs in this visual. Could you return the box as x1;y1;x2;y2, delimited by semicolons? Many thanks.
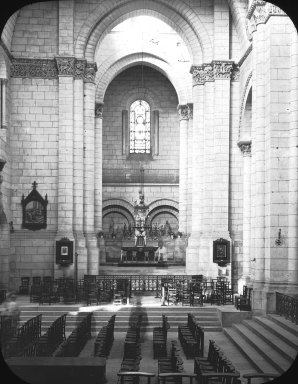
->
54;312;92;357
178;313;204;359
35;313;67;356
158;340;184;384
153;314;170;359
94;314;116;357
194;339;241;384
3;314;42;358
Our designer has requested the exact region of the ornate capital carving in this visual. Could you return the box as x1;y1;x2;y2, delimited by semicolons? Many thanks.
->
246;1;286;40
238;140;252;156
177;104;192;120
11;58;58;78
191;64;214;85
74;59;87;79
95;102;104;118
231;65;240;82
84;62;97;83
55;56;75;77
213;61;233;80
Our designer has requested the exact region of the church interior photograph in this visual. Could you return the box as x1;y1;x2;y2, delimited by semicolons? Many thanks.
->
0;0;297;383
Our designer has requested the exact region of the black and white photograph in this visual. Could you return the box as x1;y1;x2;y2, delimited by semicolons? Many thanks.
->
0;1;297;383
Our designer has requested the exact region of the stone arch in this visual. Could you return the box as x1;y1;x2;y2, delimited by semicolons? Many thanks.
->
120;85;163;113
226;0;250;53
102;198;135;222
147;199;179;225
75;0;211;63
96;55;190;104
238;72;252;140
1;10;20;51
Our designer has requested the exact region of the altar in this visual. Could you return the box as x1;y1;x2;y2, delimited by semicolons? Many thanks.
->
119;246;160;266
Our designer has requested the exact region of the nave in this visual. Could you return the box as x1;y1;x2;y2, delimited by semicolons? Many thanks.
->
1;292;297;384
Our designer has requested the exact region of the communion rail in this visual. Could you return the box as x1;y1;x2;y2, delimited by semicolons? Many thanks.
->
276;292;298;325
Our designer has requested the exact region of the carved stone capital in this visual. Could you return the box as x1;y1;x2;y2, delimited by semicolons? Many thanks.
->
246;0;286;40
238;140;252;156
177;104;192;120
74;59;87;79
11;58;58;78
231;65;240;81
191;64;214;85
84;62;97;83
95;102;104;118
213;61;233;80
55;56;75;77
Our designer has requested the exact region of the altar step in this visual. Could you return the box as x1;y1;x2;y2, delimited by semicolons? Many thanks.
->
19;305;222;333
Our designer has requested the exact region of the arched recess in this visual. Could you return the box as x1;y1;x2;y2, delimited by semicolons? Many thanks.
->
1;9;19;51
75;0;210;63
96;54;191;104
102;199;135;221
147;199;179;225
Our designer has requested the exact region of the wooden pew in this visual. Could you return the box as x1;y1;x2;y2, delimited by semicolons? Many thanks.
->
36;314;66;356
153;314;170;359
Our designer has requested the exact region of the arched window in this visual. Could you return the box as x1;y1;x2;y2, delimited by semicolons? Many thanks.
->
129;100;151;154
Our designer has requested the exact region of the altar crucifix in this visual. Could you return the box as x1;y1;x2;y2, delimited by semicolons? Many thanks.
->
133;166;149;247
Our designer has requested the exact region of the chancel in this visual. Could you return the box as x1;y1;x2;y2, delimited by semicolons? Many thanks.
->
0;1;298;384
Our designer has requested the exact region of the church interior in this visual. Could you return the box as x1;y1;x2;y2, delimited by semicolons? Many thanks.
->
0;0;298;383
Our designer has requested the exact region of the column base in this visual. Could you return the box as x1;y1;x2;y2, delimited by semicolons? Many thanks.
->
74;232;88;280
186;234;218;278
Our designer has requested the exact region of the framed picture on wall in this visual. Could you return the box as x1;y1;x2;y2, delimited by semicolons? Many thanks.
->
56;238;73;265
213;238;230;266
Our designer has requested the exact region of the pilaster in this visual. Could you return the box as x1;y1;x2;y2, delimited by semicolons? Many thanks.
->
83;62;99;275
177;104;191;234
95;102;103;234
238;141;252;287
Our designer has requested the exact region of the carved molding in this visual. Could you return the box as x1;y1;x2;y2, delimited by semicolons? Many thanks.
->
187;103;193;119
10;57;97;80
191;61;238;84
246;0;286;40
11;58;58;78
95;102;104;118
177;104;192;120
238;140;252;156
84;62;97;83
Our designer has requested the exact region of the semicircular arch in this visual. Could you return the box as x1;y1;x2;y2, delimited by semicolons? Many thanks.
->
75;0;210;63
238;72;252;140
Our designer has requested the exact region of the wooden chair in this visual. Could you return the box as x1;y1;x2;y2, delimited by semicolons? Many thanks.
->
236;287;253;311
19;277;30;295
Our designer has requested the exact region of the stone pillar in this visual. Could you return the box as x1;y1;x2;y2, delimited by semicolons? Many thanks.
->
247;1;289;314
83;62;99;275
0;158;9;288
186;104;193;235
177;104;191;234
238;141;252;286
286;23;298;294
94;102;103;234
55;57;75;241
1;79;7;128
73;59;88;279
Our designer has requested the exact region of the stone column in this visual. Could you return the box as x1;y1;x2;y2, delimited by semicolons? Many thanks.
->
0;158;9;287
73;59;88;279
177;104;191;234
1;79;7;128
238;141;252;285
287;23;298;294
186;104;193;235
83;62;99;275
94;102;103;234
55;57;75;241
186;65;205;275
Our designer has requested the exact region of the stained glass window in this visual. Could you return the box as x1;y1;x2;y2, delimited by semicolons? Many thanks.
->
130;100;151;154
